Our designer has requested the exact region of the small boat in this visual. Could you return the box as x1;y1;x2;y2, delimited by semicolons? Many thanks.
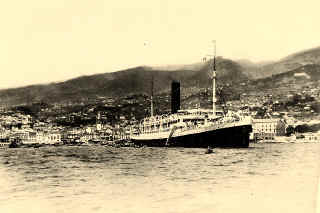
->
205;146;214;154
9;140;20;148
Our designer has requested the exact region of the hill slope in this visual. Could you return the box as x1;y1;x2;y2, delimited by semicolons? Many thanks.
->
2;46;320;107
0;58;248;106
241;46;320;79
252;64;320;90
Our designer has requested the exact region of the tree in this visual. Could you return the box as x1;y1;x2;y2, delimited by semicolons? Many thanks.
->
295;124;310;133
285;125;295;136
255;108;266;118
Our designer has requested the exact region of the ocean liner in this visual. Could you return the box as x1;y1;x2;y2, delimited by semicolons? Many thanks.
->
130;44;252;148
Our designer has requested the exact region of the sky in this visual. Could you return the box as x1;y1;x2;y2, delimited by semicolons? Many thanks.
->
1;0;320;89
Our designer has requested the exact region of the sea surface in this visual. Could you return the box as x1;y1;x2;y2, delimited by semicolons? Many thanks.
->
1;142;320;213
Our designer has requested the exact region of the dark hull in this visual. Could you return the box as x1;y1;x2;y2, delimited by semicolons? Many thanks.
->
132;125;252;148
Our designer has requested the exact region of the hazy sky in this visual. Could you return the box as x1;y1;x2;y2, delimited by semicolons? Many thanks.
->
1;0;320;89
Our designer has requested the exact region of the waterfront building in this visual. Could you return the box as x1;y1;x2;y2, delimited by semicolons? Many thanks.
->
35;131;61;144
42;132;61;144
252;118;286;140
80;134;94;143
24;131;37;144
0;129;9;139
301;132;320;142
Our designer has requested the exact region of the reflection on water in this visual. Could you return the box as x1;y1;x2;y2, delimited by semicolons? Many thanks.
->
0;143;320;213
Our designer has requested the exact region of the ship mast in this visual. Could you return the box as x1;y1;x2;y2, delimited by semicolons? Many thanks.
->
212;40;217;116
150;75;154;117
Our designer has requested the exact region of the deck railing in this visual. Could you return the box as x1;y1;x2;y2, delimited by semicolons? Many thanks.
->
136;116;251;135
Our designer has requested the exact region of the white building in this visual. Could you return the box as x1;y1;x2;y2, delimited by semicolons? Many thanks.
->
294;72;310;79
36;132;61;144
302;133;320;142
252;118;286;140
0;129;9;139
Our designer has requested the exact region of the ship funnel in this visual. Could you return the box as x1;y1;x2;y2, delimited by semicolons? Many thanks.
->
171;80;180;114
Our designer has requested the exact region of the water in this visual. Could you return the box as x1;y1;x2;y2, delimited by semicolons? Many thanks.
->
0;143;320;213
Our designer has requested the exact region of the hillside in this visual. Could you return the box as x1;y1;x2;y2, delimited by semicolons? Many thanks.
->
151;62;205;71
0;57;248;106
1;46;320;107
242;46;320;79
236;59;274;79
252;64;320;90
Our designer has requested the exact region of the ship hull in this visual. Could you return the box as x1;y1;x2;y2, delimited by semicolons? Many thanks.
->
131;125;252;148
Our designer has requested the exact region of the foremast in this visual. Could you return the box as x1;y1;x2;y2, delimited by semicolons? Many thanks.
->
212;40;217;116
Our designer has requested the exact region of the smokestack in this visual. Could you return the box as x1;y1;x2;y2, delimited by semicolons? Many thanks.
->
171;80;180;114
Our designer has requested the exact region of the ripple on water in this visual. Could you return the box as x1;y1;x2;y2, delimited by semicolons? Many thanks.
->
213;164;226;167
231;160;244;164
0;143;319;213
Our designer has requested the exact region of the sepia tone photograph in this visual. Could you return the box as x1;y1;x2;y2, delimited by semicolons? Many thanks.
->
0;0;320;212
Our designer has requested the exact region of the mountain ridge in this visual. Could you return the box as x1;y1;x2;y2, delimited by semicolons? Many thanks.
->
246;46;320;79
0;58;247;106
1;46;320;106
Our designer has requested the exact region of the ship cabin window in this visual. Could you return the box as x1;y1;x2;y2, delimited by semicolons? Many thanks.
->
198;119;205;125
216;111;223;116
152;126;155;131
169;120;178;125
178;111;188;116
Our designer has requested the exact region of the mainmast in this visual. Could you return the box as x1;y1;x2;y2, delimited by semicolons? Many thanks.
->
150;75;154;117
212;40;217;116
